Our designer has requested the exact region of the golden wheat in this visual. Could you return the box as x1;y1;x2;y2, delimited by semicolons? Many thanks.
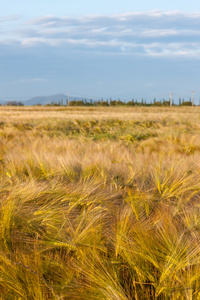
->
0;106;200;299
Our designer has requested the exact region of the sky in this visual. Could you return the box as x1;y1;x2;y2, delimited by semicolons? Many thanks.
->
1;1;200;103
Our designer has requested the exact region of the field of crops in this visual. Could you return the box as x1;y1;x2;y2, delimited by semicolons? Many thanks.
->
1;106;200;299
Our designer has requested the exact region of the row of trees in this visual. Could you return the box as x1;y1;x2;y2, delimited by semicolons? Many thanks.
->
47;98;195;107
2;98;196;106
3;101;24;106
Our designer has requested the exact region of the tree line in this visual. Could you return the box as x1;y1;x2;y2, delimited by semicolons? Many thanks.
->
46;98;195;107
2;98;197;106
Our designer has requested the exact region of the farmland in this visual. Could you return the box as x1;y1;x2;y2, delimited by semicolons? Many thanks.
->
1;106;200;299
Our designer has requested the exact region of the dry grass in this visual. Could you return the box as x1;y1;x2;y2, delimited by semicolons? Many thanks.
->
1;105;200;122
0;106;200;299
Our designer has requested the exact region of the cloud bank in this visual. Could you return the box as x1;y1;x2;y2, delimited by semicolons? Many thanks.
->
1;11;200;57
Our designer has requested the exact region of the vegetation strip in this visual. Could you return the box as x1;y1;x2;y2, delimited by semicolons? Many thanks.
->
0;107;200;299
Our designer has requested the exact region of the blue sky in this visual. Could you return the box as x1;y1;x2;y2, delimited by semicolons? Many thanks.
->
2;0;200;16
1;1;200;103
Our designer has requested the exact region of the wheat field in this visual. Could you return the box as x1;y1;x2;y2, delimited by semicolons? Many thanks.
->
1;106;200;299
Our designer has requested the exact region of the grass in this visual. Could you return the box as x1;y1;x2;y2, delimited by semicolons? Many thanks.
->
0;106;200;299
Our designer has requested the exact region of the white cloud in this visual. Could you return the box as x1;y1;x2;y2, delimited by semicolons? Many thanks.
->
1;11;200;57
0;15;20;23
21;37;63;47
19;78;48;83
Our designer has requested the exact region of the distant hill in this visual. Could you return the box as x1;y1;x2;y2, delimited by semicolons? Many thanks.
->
24;94;88;106
0;94;95;106
0;100;6;105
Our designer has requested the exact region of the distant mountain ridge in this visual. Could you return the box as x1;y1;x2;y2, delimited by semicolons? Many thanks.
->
24;94;88;106
0;100;5;105
0;94;91;106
